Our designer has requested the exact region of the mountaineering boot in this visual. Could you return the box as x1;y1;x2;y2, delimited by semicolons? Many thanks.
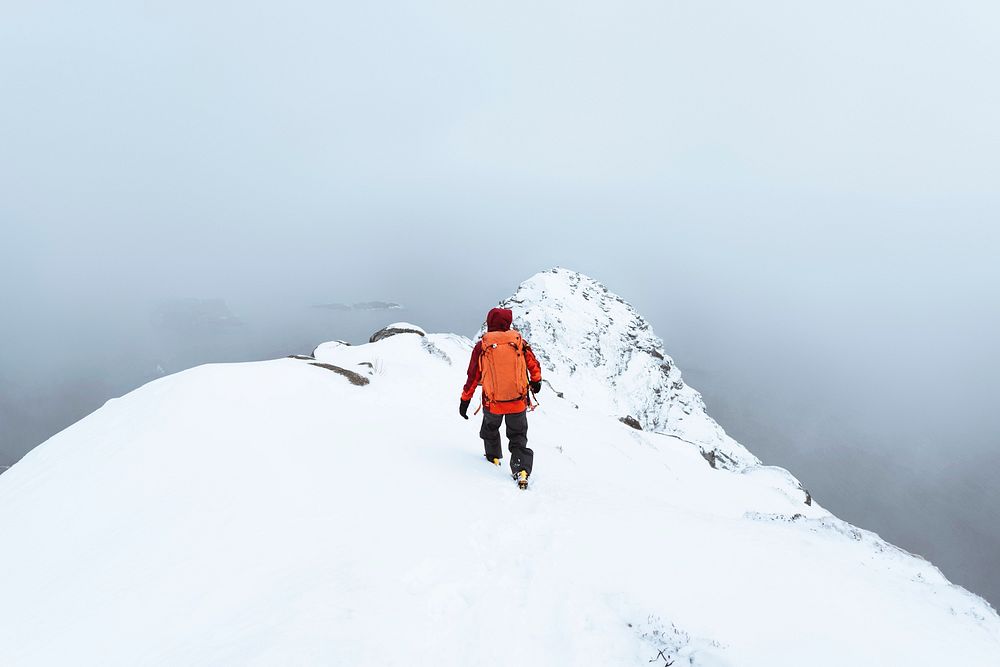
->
484;455;502;466
516;470;528;490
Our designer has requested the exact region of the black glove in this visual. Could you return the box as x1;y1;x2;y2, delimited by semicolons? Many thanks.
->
529;380;542;394
459;398;471;420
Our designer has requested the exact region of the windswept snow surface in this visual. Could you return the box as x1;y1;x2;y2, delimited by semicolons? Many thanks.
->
1;271;998;666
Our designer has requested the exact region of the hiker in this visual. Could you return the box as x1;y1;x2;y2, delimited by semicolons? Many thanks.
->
459;307;542;488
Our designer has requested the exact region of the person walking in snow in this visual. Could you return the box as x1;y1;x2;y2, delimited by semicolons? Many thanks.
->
459;307;543;488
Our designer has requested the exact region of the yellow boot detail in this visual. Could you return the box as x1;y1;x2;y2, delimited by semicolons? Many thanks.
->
492;458;501;466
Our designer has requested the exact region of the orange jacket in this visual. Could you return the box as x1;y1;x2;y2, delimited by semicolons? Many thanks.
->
461;308;542;414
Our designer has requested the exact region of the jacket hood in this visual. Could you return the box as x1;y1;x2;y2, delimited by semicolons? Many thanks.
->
486;307;513;332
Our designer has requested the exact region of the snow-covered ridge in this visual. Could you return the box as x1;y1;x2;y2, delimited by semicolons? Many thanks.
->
0;270;998;665
495;267;758;470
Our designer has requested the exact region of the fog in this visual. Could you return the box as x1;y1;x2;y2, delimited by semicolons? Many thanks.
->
2;1;998;606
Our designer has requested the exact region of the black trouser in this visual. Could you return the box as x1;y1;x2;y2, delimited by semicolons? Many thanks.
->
480;408;533;475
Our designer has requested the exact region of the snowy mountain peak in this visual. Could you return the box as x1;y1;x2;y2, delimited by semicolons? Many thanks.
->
1;269;998;665
495;267;757;470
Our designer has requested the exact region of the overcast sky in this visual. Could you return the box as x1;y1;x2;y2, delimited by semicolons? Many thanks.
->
2;1;998;604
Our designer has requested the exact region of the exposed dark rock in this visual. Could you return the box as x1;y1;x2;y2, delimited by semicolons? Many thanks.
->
713;450;738;469
287;354;315;360
369;325;426;343
792;479;814;505
307;362;370;386
619;416;643;430
701;449;717;469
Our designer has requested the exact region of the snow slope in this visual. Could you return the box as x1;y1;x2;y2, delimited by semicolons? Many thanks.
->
0;270;997;666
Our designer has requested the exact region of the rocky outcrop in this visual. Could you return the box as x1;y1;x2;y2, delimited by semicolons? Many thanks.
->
369;322;427;343
307;362;370;386
495;268;759;470
619;416;643;430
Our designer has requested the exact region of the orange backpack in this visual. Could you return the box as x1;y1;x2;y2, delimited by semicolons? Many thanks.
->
480;330;529;404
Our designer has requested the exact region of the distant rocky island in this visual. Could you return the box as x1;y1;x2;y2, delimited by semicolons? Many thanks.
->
312;301;403;312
